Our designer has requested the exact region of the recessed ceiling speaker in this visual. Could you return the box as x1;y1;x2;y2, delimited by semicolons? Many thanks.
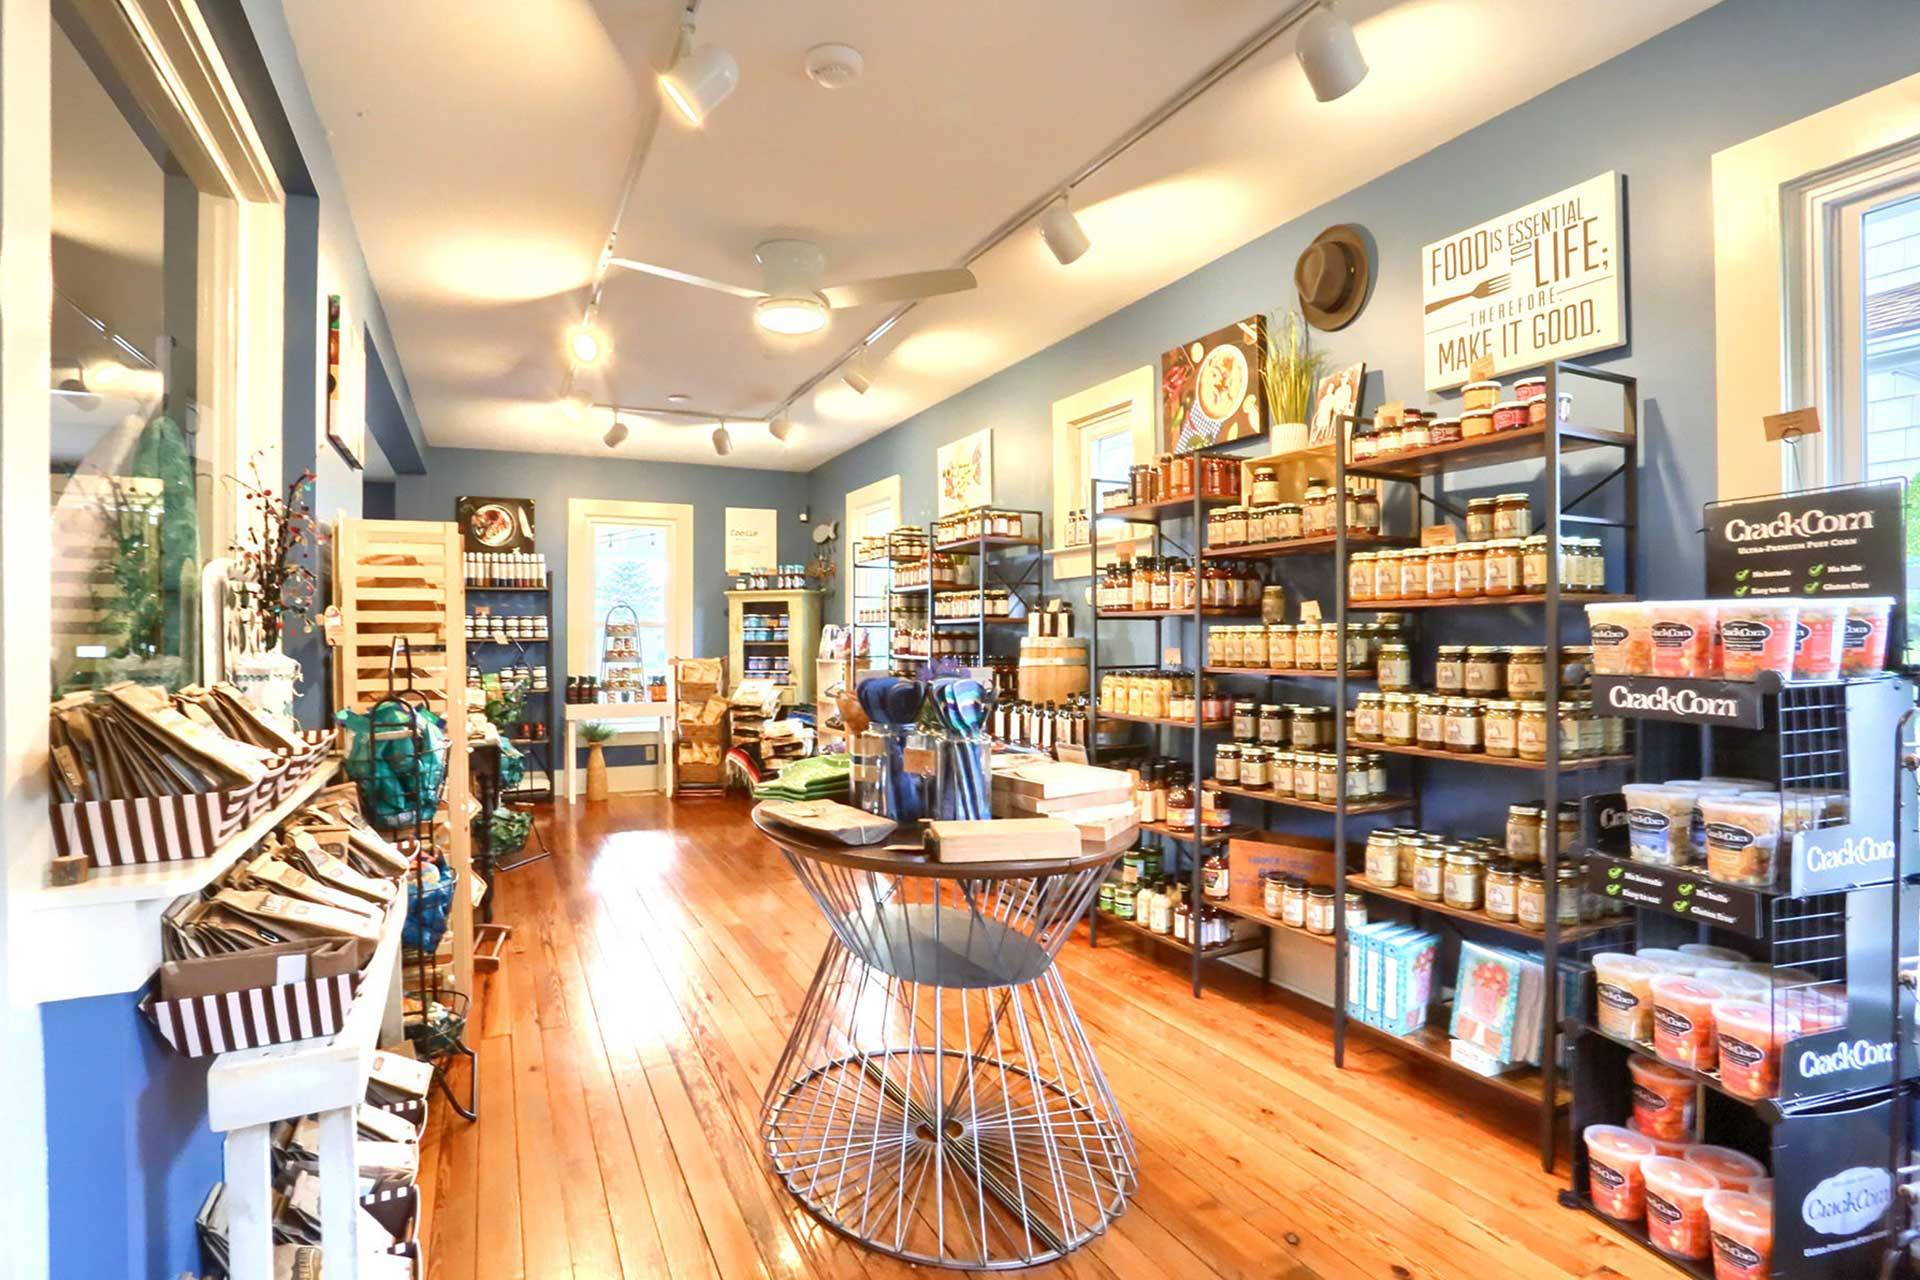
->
1039;195;1091;265
1296;2;1368;103
805;43;864;89
712;423;734;456
604;417;629;448
768;412;793;443
843;348;874;395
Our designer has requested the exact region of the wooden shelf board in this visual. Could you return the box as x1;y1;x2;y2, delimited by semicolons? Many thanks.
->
1351;593;1634;611
1346;424;1637;480
1097;495;1236;522
1202;533;1411;560
1099;712;1231;730
1096;609;1261;620
1204;666;1376;680
1350;875;1629;943
1203;781;1414;815
1347;1015;1568;1108
933;536;1042;554
1358;740;1632;772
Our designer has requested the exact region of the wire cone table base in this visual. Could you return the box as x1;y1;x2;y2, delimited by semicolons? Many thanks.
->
753;808;1135;1269
763;948;1135;1268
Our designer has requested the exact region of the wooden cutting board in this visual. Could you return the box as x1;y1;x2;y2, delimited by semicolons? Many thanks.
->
758;800;899;846
924;818;1080;864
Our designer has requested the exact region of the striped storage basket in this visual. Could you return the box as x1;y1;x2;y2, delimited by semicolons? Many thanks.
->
139;968;363;1058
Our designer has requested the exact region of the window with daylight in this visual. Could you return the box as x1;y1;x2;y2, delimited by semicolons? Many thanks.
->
591;521;672;685
1084;418;1136;540
845;476;902;661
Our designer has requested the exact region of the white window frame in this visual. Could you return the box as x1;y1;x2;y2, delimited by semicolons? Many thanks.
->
567;498;694;684
1050;365;1156;579
1784;138;1920;490
844;474;901;658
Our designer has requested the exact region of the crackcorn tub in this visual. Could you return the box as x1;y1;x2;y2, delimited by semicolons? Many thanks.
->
1628;1055;1696;1140
1718;602;1798;680
1643;1156;1720;1261
1593;952;1661;1039
1585;1124;1658;1221
1623;783;1695;867
1685;1145;1767;1194
1704;1190;1772;1280
1699;793;1782;887
1651;973;1727;1070
1712;998;1782;1099
1647;601;1718;677
1586;601;1649;675
1792;601;1846;681
1842;596;1894;674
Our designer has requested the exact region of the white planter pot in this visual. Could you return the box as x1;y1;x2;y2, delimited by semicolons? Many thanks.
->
1271;421;1310;453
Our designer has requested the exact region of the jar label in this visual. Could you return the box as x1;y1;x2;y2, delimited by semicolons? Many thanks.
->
1718;1033;1765;1069
1597;982;1639;1012
1592;622;1628;647
1650;621;1696;647
1845;616;1873;648
1652;1005;1694;1038
1706;822;1755;850
1591;1160;1627;1190
1713;1233;1764;1272
1631;1082;1671;1113
1646;1192;1683;1227
1720;619;1772;653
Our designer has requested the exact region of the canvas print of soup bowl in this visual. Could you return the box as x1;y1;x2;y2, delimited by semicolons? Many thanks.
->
1163;314;1267;453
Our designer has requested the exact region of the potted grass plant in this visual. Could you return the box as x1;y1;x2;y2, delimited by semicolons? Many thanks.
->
1261;309;1329;455
581;720;616;803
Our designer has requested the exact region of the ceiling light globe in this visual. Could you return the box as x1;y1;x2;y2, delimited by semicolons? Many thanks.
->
660;44;740;126
753;293;828;336
1039;197;1091;266
712;424;734;456
1296;4;1368;103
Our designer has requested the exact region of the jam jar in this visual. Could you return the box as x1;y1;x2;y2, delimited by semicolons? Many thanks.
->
1238;746;1269;790
1378;643;1413;692
1506;646;1548;698
1382;693;1416;745
1305;885;1336;936
1434;645;1467;695
1429;416;1463;445
1453;543;1485;597
1281;876;1308;929
1493;492;1532;541
1425;544;1456;598
1262;871;1287;918
1397;547;1427;600
1466;497;1496;542
1258;703;1286;745
1483;539;1522;596
1412;846;1445;902
1464;646;1507;696
1354;692;1383;741
1303;480;1334;536
1506;804;1544;863
1443;850;1485;911
1214;742;1241;784
1516;870;1548;931
1483;700;1519;758
1521;535;1553;592
1365;830;1402;886
1232;699;1258;740
1443;697;1483;754
1349;552;1376;602
1485;861;1520;921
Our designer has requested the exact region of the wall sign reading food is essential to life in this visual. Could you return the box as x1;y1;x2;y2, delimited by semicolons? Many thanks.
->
1421;171;1626;391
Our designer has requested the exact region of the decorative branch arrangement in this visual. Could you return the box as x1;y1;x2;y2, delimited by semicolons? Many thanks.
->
1261;308;1329;427
230;457;324;653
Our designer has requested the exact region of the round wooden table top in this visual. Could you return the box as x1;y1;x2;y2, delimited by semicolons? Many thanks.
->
751;803;1122;881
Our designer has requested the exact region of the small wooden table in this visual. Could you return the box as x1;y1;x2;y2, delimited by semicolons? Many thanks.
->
561;700;675;801
751;806;1135;1268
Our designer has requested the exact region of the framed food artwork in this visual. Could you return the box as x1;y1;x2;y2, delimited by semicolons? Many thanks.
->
1161;314;1266;454
456;496;536;553
936;427;993;516
1309;360;1367;448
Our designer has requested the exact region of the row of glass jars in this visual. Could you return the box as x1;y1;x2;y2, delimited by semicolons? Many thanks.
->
1353;693;1626;759
1205;482;1382;549
1389;643;1594;698
1362;824;1629;929
1350;538;1606;602
1097;670;1230;723
893;554;966;590
1109;452;1242;509
932;588;1015;618
1094;558;1262;613
1206;620;1408;672
933;508;1028;545
1254;872;1365;936
1212;746;1391;801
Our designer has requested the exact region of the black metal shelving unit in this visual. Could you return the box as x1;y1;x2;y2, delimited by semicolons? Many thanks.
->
1561;670;1918;1280
1085;456;1257;997
932;506;1046;699
467;569;557;802
1330;361;1641;1172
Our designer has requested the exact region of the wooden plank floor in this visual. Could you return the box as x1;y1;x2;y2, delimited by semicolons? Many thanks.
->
416;794;1675;1280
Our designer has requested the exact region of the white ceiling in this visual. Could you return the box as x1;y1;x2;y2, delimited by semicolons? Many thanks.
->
286;0;1719;473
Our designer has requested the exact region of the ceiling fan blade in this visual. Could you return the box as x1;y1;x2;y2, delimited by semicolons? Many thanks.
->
820;268;977;309
606;257;765;300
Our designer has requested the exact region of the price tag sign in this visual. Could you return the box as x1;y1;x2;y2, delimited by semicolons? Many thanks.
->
1420;524;1458;547
1162;645;1183;666
1763;406;1822;442
1299;600;1323;624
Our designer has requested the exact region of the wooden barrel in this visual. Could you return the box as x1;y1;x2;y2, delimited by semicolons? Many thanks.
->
1018;637;1090;703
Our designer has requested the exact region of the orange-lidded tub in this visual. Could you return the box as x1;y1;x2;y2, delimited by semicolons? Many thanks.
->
1627;1054;1696;1140
1651;973;1727;1070
1643;1156;1720;1260
1626;1117;1693;1159
1685;1145;1767;1193
1704;1190;1772;1280
1585;1124;1658;1220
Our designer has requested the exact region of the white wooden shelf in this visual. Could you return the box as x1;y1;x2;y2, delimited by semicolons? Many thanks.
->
15;760;344;1003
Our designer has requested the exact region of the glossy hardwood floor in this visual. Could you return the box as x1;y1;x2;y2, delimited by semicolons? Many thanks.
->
416;794;1674;1280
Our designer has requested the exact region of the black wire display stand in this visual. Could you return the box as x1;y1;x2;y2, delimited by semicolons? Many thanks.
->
356;638;478;1122
468;569;557;802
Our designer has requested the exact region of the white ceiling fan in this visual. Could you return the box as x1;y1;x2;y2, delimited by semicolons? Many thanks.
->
608;238;976;336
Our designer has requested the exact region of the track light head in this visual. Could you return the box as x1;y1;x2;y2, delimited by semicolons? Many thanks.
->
842;348;874;395
768;412;793;444
1039;195;1091;266
712;423;734;456
604;417;629;448
1296;3;1368;103
660;41;740;126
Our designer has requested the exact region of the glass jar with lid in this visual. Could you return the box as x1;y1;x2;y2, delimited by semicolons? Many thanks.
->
1443;698;1484;754
1521;535;1553;592
1166;774;1195;831
1435;644;1468;694
1249;464;1282;507
1382;693;1416;745
1354;692;1383;741
1465;497;1497;542
1485;861;1520;921
1239;746;1269;790
1556;864;1584;925
1281;876;1308;929
1221;625;1244;668
1452;542;1485;597
1349;551;1376;602
1201;788;1231;831
1464;646;1507;696
1397;547;1427;600
1425;544;1456;599
1313;754;1339;804
1378;642;1413;691
1443;851;1485;910
1244;624;1270;669
1288;705;1324;750
1429;416;1463;445
1506;804;1544;863
1493;492;1531;541
1262;871;1287;918
1415;695;1447;750
1483;700;1519;757
1356;488;1381;535
1305;885;1337;936
1515;700;1549;761
1579;538;1607;592
1345;622;1375;672
1222;506;1249;548
1257;703;1286;745
1365;751;1388;797
1561;646;1594;690
1483;539;1521;596
1268;624;1296;670
1506;646;1547;698
1316;623;1341;671
1516;870;1548;932
1412;845;1446;902
1303;480;1334;536
1345;892;1368;927
1214;742;1242;784
1401;414;1432;452
1232;699;1258;740
1276;503;1304;541
1365;830;1401;886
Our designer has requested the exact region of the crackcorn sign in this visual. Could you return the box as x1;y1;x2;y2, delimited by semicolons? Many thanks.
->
1421;171;1626;391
